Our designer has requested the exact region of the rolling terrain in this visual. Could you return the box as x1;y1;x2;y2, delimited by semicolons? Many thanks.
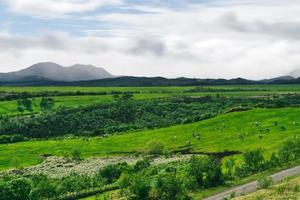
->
0;85;300;200
1;107;298;170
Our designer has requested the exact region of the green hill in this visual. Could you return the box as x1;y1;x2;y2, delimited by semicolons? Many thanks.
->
0;108;299;170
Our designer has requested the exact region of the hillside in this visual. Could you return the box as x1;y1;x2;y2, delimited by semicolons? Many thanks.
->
1;107;299;170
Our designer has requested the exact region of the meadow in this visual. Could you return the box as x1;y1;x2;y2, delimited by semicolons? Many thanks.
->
1;107;298;170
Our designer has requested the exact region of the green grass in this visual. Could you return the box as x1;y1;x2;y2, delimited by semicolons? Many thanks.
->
1;107;299;170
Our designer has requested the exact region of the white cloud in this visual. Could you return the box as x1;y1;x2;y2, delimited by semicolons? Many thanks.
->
4;0;122;18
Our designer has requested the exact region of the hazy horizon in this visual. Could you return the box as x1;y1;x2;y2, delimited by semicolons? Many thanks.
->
1;0;300;79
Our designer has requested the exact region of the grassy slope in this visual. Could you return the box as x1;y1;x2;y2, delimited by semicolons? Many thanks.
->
235;175;300;200
0;108;299;170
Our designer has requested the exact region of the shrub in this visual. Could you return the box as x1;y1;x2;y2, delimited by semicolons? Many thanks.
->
99;162;129;184
134;158;151;172
144;141;165;155
0;134;28;144
71;149;82;161
278;138;300;163
129;175;151;200
40;97;55;110
153;173;191;200
243;149;265;173
7;178;32;200
257;176;273;189
188;156;224;188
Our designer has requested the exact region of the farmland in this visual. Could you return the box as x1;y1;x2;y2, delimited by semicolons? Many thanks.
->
0;85;300;200
1;84;300;116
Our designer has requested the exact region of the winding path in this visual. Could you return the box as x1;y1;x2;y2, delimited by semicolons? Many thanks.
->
203;165;300;200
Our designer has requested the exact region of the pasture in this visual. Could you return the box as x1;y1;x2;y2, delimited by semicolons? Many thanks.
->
1;107;298;170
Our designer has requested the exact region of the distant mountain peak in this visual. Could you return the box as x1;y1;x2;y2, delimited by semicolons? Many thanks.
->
0;62;113;82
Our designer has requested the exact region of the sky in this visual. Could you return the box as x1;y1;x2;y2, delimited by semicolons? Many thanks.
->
0;0;300;79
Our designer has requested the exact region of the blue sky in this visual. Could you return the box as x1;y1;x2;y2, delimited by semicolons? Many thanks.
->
0;0;300;79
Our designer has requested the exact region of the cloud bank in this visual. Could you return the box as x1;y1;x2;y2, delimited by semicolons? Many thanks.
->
0;0;300;79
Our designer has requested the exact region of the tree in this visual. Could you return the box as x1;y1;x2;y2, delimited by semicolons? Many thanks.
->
7;178;32;200
17;99;33;113
129;175;151;200
99;163;128;184
154;173;191;200
40;97;55;111
188;156;224;188
243;149;265;173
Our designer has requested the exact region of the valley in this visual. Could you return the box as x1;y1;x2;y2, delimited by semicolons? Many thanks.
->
0;85;300;199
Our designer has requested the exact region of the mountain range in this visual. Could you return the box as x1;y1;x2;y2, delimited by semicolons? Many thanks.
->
0;62;300;86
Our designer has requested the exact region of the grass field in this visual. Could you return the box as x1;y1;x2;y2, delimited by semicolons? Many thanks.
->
1;107;299;170
1;85;300;115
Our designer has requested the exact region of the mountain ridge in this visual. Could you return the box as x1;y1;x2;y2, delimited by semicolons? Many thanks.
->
0;62;113;82
0;62;300;86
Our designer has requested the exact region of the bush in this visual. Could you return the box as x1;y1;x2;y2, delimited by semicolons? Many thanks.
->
243;149;265;174
99;163;129;184
71;149;82;161
188;156;224;188
144;141;165;155
134;158;151;172
0;134;28;144
40;97;55;110
6;178;32;200
153;173;191;200
278;138;300;163
129;175;151;200
257;176;273;189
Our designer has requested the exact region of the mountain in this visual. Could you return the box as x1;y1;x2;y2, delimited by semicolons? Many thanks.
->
261;76;296;83
0;62;113;82
288;69;300;78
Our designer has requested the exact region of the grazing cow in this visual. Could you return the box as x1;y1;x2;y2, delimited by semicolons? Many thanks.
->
273;122;278;126
258;134;263;139
281;126;286;131
255;122;259;126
